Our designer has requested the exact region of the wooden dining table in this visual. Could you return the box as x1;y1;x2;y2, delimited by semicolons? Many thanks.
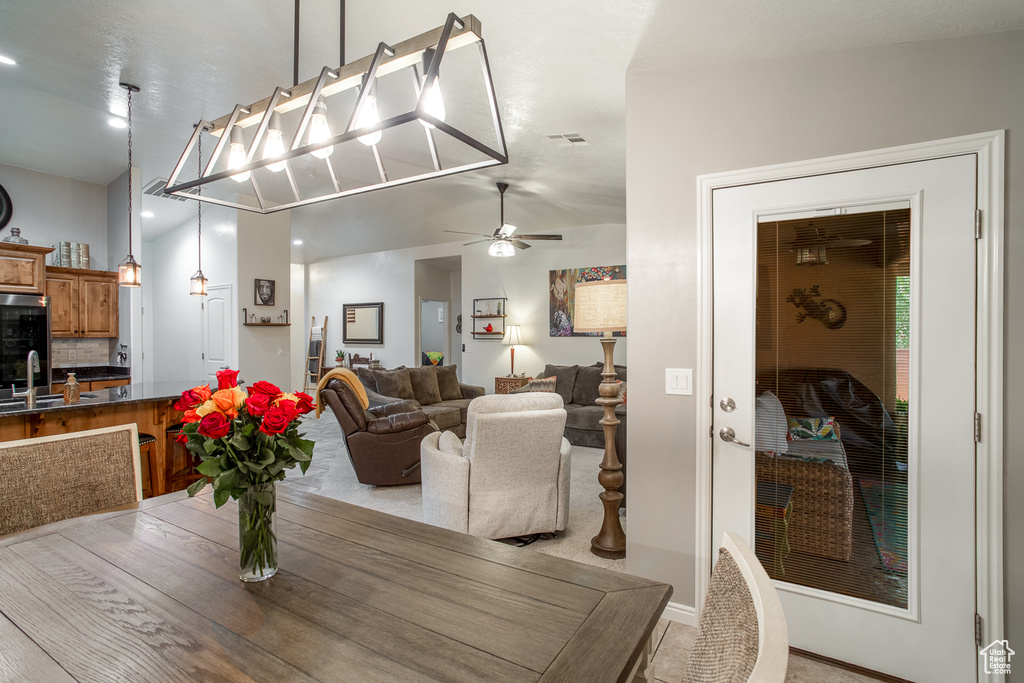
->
0;487;672;682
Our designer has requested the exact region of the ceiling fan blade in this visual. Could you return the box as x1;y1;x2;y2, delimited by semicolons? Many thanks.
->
463;240;491;246
510;239;532;250
445;230;494;238
498;223;518;237
516;234;563;241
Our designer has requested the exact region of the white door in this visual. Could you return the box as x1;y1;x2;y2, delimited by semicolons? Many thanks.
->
203;284;233;383
711;155;976;681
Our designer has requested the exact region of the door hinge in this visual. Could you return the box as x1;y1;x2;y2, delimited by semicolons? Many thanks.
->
975;209;982;239
975;613;984;647
974;413;982;442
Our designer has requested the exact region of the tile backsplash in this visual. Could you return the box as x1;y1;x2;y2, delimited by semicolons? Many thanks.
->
52;338;115;367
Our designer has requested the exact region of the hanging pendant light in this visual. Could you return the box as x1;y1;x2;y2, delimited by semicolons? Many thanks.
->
165;12;507;214
190;126;209;296
117;82;142;288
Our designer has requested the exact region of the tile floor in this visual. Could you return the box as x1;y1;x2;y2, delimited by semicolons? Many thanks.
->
649;620;883;682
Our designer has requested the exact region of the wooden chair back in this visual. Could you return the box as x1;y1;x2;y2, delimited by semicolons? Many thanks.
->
0;424;142;537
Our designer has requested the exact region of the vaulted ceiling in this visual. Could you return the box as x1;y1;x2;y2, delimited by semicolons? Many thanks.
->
1;0;1021;262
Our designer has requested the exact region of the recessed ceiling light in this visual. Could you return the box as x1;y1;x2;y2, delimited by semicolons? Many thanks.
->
292;239;303;245
108;117;127;129
141;211;154;218
0;54;16;66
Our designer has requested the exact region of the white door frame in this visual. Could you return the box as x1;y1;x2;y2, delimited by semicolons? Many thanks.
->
203;283;236;380
695;131;1004;677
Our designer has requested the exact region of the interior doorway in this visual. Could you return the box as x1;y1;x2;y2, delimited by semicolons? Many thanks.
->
203;284;233;384
419;299;449;367
697;132;1004;682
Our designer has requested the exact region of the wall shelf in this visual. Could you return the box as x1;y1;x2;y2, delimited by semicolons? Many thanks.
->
472;297;507;339
243;323;291;327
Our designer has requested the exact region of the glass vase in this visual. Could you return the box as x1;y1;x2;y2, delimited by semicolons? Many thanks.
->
238;481;278;582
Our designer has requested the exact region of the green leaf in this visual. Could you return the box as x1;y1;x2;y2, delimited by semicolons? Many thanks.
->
259;448;276;466
186;478;208;497
213;487;230;508
230;432;251;451
185;440;205;455
216;468;241;490
266;460;285;476
204;438;219;453
196;458;222;477
299;459;311;474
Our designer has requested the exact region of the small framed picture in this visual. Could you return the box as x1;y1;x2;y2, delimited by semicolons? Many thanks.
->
254;278;276;306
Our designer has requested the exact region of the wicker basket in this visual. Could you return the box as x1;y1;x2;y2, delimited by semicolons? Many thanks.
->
756;451;853;562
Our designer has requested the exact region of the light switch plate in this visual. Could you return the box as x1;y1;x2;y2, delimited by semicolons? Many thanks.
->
665;368;693;395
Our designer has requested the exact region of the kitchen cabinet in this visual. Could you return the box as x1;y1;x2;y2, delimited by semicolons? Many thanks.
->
52;377;130;392
0;244;53;294
45;267;119;338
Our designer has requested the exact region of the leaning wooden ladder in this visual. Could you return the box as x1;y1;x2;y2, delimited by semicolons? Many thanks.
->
303;316;328;394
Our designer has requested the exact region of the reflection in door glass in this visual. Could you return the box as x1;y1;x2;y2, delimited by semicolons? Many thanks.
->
754;208;909;609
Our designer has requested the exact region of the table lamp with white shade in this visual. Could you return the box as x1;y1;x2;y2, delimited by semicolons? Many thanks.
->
572;278;627;559
502;324;525;377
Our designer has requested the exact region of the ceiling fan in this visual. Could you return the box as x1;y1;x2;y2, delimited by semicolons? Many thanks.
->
445;182;562;257
786;224;871;266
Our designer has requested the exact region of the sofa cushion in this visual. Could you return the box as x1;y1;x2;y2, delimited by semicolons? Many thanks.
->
572;363;628;406
356;366;377;391
525;376;557;393
593;362;628;382
541;364;579;406
408;366;443;405
436;364;463;401
564;403;627;431
373;367;416;401
420;404;461;429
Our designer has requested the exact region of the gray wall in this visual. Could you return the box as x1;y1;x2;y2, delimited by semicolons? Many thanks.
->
626;29;1023;659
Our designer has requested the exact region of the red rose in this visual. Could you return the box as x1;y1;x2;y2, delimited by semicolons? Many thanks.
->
216;368;240;390
294;392;315;414
174;388;203;411
249;380;282;399
245;392;272;417
259;405;295;435
197;411;232;439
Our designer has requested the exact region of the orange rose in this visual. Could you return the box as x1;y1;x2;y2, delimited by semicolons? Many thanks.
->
211;389;241;418
195;400;218;418
193;384;213;402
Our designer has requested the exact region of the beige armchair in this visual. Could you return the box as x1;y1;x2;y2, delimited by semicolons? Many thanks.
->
421;392;571;540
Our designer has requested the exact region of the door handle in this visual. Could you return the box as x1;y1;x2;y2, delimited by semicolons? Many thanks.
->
719;427;751;448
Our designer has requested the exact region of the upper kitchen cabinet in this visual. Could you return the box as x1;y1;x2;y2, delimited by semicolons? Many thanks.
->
0;244;53;294
45;267;119;338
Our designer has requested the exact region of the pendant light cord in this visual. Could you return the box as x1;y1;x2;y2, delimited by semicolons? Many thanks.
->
127;87;133;257
197;133;202;270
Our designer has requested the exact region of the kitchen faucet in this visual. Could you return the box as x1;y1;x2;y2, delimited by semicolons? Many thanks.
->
12;350;40;408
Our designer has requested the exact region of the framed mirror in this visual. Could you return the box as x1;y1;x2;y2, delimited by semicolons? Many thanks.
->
343;302;384;344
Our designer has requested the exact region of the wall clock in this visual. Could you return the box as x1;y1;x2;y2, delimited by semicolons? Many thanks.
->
0;182;11;230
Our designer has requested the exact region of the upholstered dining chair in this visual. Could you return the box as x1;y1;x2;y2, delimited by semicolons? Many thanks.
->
420;392;571;540
682;532;789;682
0;424;143;537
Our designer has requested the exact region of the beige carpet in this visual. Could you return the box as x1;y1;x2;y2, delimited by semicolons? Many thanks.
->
290;414;626;571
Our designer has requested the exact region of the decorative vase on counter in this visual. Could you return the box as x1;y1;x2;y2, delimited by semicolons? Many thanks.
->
63;373;80;404
238;481;278;582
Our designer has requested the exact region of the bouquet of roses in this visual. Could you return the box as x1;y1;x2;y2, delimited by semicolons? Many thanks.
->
176;369;316;504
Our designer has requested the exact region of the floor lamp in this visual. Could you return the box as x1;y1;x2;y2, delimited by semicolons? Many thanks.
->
572;278;627;559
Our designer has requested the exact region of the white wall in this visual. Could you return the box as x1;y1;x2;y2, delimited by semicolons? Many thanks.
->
237;209;291;390
625;29;1024;653
144;204;238;383
460;224;627;384
106;168;142;376
0;163;108;268
290;263;307;392
449;269;462;374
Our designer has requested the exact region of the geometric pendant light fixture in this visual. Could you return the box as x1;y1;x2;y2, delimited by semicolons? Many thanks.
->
190;127;209;296
164;12;507;214
117;82;143;287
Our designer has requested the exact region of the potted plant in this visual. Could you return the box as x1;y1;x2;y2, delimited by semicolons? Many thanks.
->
335;349;346;367
175;369;315;582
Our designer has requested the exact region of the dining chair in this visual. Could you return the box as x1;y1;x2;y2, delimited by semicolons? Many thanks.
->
682;532;789;682
0;424;142;537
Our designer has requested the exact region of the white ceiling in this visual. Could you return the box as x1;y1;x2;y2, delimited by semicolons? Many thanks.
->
1;0;1022;262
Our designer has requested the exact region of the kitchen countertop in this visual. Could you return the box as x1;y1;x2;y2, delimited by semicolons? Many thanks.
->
0;381;193;417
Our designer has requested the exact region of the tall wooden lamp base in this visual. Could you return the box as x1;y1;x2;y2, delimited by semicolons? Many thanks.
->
590;335;626;559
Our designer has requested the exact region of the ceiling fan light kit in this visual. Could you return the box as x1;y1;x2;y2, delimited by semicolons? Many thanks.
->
165;12;507;214
447;181;563;256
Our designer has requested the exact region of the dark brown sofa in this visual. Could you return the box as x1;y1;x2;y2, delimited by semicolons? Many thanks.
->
514;363;627;506
356;365;485;438
319;378;438;485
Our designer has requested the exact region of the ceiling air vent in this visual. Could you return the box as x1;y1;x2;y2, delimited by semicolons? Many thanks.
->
546;132;589;147
143;177;196;201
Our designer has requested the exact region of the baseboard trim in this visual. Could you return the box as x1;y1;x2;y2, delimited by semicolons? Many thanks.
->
660;601;697;627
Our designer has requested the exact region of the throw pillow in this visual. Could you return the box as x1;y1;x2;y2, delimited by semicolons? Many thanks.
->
408;366;442;405
787;416;841;441
616;379;627;405
372;367;416;402
525;376;557;393
356;366;377;391
541;364;579;406
755;390;788;454
438;430;464;456
572;364;604;406
435;364;463;401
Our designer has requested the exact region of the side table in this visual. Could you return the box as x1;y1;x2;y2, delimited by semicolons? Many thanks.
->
495;376;531;394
